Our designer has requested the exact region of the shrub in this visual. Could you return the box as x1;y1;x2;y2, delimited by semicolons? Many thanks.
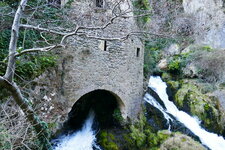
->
133;0;151;24
144;38;176;77
112;108;124;125
98;130;119;150
168;58;181;73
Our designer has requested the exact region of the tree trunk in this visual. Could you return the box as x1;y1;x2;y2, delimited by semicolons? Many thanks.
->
0;77;52;149
1;0;52;149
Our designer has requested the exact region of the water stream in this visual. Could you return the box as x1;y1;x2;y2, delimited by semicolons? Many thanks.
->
52;76;225;150
53;111;101;150
145;76;225;150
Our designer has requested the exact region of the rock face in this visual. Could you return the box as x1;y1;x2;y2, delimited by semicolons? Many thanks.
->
182;0;225;48
53;0;144;119
211;90;225;111
148;0;225;49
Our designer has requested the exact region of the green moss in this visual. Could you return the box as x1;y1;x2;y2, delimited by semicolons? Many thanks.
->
160;133;206;150
130;124;147;148
98;130;119;150
168;58;181;73
112;108;124;125
144;38;176;76
202;45;213;52
99;114;197;150
161;72;173;81
167;81;180;91
174;81;224;134
122;114;173;150
167;51;193;74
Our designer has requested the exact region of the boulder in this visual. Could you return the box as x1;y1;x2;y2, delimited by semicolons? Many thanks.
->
160;133;206;150
158;59;168;70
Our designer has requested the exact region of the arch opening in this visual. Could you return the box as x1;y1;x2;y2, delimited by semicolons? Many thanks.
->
64;90;124;131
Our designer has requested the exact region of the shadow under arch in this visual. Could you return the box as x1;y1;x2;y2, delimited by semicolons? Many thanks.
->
64;89;125;131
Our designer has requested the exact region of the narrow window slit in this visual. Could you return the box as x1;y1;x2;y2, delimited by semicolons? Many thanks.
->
104;41;107;51
136;48;140;57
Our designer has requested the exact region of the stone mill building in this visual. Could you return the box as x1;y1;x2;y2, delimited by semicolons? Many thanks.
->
37;0;144;123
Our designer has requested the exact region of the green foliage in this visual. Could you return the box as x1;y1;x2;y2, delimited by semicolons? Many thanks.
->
168;57;181;73
202;45;213;52
133;0;151;24
2;0;20;8
99;130;119;150
146;130;171;149
167;51;193;74
0;29;58;80
15;54;57;80
0;0;63;80
129;124;147;148
0;126;11;150
123;114;171;150
144;38;176;77
112;108;124;125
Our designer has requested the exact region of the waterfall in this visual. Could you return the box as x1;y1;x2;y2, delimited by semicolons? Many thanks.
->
145;76;225;150
53;111;101;150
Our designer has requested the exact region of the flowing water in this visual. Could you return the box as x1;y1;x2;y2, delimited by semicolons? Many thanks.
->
145;76;225;150
53;111;101;150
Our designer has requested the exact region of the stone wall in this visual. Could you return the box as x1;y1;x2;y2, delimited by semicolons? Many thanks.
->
59;0;144;119
32;0;144;120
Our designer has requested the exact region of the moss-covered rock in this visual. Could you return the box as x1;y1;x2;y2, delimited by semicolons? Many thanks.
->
161;72;173;81
167;81;180;91
123;115;174;150
98;130;119;150
174;81;225;134
97;114;206;150
160;133;206;150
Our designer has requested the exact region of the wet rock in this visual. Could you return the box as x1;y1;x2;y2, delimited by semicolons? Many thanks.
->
174;81;225;135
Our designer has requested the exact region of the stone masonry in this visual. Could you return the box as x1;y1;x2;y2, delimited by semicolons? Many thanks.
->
34;0;144;120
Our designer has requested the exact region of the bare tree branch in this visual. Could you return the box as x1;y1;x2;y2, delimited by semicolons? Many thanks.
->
15;44;64;57
4;0;28;82
77;33;131;41
0;75;51;149
19;24;67;35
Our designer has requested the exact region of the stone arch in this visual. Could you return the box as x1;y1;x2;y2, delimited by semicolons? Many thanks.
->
65;89;125;130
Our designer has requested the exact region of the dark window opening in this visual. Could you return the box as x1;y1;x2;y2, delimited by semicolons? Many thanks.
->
136;48;140;57
104;41;107;51
96;0;104;8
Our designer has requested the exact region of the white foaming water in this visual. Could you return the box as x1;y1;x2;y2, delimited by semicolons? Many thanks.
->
53;111;101;150
145;76;225;150
144;93;173;130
